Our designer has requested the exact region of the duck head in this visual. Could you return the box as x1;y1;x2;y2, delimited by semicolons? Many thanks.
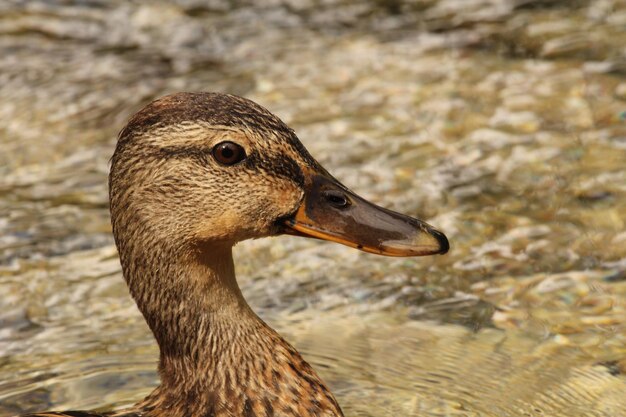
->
110;92;448;256
108;92;449;417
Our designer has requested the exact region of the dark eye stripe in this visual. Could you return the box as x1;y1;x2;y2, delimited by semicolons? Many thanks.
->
153;143;302;185
247;153;304;187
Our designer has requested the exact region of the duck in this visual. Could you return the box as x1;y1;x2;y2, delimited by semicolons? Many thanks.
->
20;92;449;417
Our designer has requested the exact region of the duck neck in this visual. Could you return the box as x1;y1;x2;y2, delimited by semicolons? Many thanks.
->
132;244;251;355
118;240;343;417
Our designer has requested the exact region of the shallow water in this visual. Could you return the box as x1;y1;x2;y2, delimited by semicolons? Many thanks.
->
1;0;626;416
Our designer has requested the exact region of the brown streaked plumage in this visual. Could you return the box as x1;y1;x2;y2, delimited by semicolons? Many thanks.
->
20;413;140;417
20;92;448;417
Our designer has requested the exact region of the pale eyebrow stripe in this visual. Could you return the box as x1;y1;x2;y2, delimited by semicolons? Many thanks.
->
192;122;242;133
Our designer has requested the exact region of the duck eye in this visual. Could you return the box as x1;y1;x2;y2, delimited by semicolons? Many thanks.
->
212;141;246;165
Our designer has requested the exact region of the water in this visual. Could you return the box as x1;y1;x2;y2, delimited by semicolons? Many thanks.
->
1;0;625;416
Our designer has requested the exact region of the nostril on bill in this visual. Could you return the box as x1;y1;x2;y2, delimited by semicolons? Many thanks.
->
323;190;350;209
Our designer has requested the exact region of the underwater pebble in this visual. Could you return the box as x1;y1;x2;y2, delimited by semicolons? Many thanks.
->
615;83;626;100
540;34;596;59
489;108;541;133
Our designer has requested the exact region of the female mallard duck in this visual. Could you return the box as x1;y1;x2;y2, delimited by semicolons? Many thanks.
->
21;92;448;417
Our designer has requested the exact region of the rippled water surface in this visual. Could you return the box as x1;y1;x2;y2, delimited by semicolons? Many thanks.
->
1;1;626;416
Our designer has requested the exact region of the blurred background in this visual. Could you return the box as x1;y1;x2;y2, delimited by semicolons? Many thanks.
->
1;0;625;416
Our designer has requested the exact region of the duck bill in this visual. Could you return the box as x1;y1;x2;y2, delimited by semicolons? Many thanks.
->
281;171;449;257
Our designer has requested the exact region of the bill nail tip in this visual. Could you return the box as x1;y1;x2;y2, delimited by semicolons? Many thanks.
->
431;229;450;254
